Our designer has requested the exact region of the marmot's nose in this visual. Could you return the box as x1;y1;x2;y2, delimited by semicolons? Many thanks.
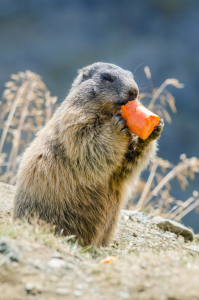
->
128;87;139;101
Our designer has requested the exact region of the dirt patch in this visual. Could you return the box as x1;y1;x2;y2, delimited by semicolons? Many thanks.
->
0;212;199;300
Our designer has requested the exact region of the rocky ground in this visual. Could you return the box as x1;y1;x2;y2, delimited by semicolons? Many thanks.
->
1;182;199;300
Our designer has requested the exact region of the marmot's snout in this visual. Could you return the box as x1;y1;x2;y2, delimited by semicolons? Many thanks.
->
119;84;139;106
128;87;139;102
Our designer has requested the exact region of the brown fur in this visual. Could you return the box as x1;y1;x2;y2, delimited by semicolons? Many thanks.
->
13;62;163;247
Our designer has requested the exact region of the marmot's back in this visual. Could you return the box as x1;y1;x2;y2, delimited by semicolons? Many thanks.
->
13;62;163;247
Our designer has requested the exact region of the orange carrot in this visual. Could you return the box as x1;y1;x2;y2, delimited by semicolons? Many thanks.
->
100;256;117;264
121;101;159;140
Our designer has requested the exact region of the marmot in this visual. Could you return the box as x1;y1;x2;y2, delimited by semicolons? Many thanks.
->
13;62;164;247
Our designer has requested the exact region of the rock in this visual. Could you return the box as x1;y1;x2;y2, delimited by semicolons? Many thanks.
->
0;238;23;265
48;257;75;270
25;283;42;295
56;288;71;295
65;262;75;270
121;210;148;221
48;258;68;269
177;236;185;243
117;289;130;299
25;283;34;292
0;182;15;217
74;289;84;297
151;216;194;241
184;244;199;252
51;251;63;259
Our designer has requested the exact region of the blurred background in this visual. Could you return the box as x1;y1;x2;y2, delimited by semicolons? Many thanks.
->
0;0;199;230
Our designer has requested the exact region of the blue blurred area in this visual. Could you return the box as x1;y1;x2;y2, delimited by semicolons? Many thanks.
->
0;0;199;230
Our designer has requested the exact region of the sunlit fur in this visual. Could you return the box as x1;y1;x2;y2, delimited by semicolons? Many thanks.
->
13;62;162;247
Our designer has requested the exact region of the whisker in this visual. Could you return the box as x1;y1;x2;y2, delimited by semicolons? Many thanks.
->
133;63;143;75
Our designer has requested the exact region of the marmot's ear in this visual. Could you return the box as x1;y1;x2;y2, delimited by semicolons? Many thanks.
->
70;68;90;92
82;67;91;79
76;68;90;80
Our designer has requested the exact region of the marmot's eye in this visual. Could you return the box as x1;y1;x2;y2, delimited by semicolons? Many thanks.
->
101;73;115;82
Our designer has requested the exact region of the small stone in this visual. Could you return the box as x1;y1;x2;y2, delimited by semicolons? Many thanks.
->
26;283;34;292
144;281;153;288
0;238;23;265
74;289;83;297
129;216;137;222
11;261;19;267
117;290;130;299
137;284;146;292
50;275;58;282
48;258;67;268
35;284;42;291
178;236;184;243
25;283;42;295
110;243;118;248
121;210;147;221
76;283;84;290
85;277;93;283
141;264;147;269
40;273;46;280
52;251;62;259
66;262;75;270
56;288;70;295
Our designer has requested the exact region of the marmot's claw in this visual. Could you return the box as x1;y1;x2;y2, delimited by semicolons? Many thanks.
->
148;118;164;141
121;127;130;137
154;118;164;133
112;114;124;126
112;114;130;137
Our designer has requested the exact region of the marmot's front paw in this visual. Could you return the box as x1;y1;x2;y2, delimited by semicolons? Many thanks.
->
112;114;130;138
148;118;164;141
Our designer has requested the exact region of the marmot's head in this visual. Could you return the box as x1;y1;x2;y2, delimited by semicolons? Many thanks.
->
69;62;139;115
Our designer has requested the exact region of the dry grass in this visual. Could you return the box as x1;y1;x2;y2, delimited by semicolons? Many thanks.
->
0;217;94;259
0;68;199;222
0;71;58;184
128;66;199;221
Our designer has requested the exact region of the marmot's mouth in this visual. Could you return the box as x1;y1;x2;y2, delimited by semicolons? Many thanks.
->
112;101;134;116
112;95;138;116
119;98;137;107
118;92;138;107
118;100;131;106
